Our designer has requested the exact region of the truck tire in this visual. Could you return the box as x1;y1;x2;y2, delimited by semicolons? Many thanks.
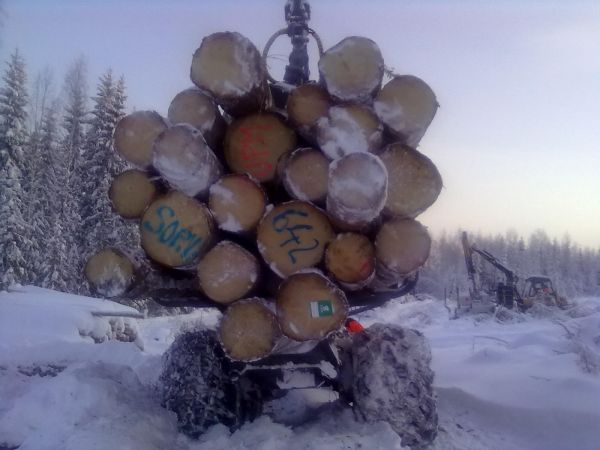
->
350;323;437;450
159;329;262;437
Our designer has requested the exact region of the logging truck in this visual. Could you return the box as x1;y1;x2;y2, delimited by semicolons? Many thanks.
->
85;1;442;448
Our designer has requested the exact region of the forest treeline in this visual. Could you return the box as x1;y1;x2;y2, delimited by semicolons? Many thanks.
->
1;50;599;299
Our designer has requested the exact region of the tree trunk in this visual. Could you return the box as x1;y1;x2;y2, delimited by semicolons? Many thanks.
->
257;201;334;277
378;143;442;218
316;104;383;160
224;112;297;183
84;248;135;298
109;169;159;219
218;298;281;361
281;147;329;204
276;271;348;341
286;83;332;141
167;87;226;150
374;75;438;148
326;153;388;230
325;232;376;290
190;32;270;117
318;36;384;103
140;191;215;269
113;110;168;168
208;174;267;234
152;124;222;198
197;241;260;304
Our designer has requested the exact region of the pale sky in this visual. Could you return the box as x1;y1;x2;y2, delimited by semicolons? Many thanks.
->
2;0;600;248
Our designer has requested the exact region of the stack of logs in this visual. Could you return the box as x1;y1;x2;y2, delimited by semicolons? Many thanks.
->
85;32;442;362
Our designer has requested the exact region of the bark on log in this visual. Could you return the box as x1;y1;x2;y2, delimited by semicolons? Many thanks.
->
286;83;332;140
374;218;431;286
325;232;376;290
378;143;442;218
282;147;329;204
109;169;159;219
140;191;214;269
190;32;270;117
224;113;297;183
318;36;384;103
374;75;438;148
326;153;388;230
257;201;334;277
167;87;226;150
276;271;348;341
208;174;267;233
84;248;135;298
113;111;168;169
316;104;383;160
197;241;260;304
218;298;281;361
152;124;222;198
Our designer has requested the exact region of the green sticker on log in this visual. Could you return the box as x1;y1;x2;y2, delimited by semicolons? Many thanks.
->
310;300;334;318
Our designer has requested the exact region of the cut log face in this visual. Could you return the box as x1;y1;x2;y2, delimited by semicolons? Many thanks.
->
379;143;443;218
276;271;348;341
374;75;438;148
208;174;267;233
197;241;259;304
190;31;269;116
140;191;214;268
318;36;384;103
286;84;332;137
224;113;297;183
152;124;222;198
326;153;388;230
325;233;375;288
109;169;158;219
282;147;329;204
375;218;431;281
316;104;383;160
167;87;226;149
257;201;334;277
218;298;281;361
85;248;134;298
113;110;168;168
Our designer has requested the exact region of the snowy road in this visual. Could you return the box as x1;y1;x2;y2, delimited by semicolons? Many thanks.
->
1;287;600;449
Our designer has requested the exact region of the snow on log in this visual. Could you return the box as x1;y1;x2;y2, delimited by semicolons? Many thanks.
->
208;174;267;233
167;87;226;149
218;298;281;361
85;248;135;298
224;112;297;183
286;83;332;139
197;241;260;304
190;32;270;117
140;191;214;269
113;110;168;168
374;218;431;287
109;169;159;219
374;75;438;148
318;36;384;103
257;201;334;277
152;124;222;198
276;271;348;341
325;233;375;290
379;143;442;218
316;104;383;160
326;152;388;230
282;147;329;204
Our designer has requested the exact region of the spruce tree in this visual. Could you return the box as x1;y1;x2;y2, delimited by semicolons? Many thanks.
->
0;49;31;289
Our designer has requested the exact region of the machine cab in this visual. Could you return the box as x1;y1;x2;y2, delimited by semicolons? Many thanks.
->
523;276;555;298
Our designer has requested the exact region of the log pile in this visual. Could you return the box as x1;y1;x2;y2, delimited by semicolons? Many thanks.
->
87;31;443;362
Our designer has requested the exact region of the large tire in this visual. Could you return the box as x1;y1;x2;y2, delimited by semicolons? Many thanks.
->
350;323;437;449
159;329;262;437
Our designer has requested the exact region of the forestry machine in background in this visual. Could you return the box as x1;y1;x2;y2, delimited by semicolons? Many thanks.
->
456;231;568;316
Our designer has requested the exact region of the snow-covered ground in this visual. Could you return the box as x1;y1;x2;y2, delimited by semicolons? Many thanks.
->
1;286;600;450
